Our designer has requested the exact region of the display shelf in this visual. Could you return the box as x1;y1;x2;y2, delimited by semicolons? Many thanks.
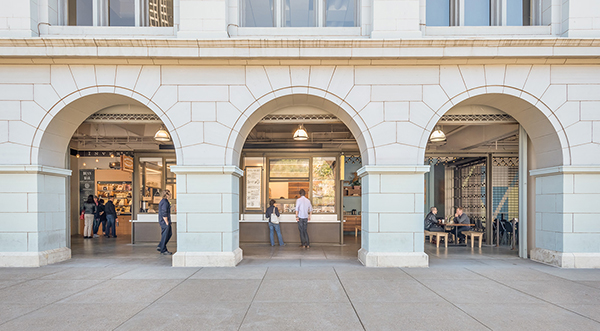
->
97;181;132;215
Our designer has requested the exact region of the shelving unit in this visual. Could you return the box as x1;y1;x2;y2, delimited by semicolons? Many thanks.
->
96;181;132;215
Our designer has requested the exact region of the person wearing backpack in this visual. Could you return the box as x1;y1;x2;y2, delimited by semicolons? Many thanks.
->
265;199;285;246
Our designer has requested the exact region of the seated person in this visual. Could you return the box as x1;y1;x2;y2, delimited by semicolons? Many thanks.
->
454;207;472;243
424;207;445;232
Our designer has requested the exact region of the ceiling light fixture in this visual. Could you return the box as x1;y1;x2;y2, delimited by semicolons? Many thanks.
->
154;126;171;142
429;126;447;142
293;124;309;141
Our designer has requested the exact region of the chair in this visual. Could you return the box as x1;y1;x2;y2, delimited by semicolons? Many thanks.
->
433;232;449;248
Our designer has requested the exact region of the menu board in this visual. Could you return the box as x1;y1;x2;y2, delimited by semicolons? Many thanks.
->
121;154;134;172
245;167;262;210
79;169;95;211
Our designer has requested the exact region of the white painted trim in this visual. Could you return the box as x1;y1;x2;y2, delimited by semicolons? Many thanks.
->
43;26;177;37
518;125;528;259
424;25;552;36
0;165;72;177
234;27;362;37
358;248;429;267
357;165;430;178
0;247;71;267
172;248;243;267
529;165;600;177
531;248;600;268
170;165;244;177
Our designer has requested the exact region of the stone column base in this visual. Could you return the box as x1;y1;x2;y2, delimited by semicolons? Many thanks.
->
531;248;600;268
172;248;243;267
358;248;428;267
0;247;71;267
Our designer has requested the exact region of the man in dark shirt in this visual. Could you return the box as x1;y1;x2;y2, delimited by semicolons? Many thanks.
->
157;190;173;255
454;207;472;243
424;207;445;232
104;196;117;238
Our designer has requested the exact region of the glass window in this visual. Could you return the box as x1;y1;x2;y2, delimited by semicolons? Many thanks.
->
269;158;310;178
464;0;490;26
149;0;174;27
325;0;356;27
507;0;527;26
285;0;316;27
269;182;309;200
312;157;336;213
426;0;450;26
69;0;93;26
140;157;163;214
243;0;275;27
110;0;136;26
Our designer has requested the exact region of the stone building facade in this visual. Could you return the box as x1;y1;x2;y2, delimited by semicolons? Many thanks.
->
1;0;600;268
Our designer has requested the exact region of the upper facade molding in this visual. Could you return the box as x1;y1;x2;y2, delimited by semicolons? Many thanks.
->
0;38;599;62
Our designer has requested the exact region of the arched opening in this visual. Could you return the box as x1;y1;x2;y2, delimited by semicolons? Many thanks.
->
234;94;369;262
35;93;180;261
422;93;565;263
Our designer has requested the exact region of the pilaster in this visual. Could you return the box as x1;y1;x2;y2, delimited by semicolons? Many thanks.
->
170;165;243;267
357;165;430;267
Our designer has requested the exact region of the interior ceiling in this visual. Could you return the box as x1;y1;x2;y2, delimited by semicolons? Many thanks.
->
70;102;519;155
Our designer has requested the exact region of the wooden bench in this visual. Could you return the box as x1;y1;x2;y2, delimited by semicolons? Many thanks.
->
463;231;484;248
426;231;449;248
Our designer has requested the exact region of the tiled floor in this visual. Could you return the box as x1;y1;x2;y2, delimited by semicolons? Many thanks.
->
0;236;599;330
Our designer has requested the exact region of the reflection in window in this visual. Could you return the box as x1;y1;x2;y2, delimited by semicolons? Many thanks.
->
325;0;356;27
243;0;275;27
68;0;93;26
149;0;174;27
426;0;450;27
464;0;490;26
312;157;336;213
269;158;310;178
285;0;316;27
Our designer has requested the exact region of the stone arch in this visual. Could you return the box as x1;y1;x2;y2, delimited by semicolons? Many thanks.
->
31;86;183;168
225;87;375;167
418;87;570;168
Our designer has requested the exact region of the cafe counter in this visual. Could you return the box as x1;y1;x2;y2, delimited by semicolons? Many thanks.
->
131;213;177;243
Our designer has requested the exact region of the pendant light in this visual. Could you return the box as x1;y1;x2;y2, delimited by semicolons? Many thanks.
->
154;126;171;142
293;124;309;141
429;126;446;142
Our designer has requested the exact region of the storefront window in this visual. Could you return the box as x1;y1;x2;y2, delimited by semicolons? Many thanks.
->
269;158;310;178
312;157;336;213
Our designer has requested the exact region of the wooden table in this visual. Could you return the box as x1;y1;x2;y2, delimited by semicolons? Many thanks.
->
444;223;475;246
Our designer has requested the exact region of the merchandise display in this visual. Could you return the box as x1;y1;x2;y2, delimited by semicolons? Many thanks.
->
97;181;132;214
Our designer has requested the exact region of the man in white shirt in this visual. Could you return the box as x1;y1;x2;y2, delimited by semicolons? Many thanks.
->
295;189;312;248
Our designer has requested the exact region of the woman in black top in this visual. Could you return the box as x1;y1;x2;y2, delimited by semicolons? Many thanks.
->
97;199;107;237
81;195;96;239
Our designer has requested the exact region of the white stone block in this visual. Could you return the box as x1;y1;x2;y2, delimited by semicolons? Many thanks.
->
134;66;161;99
358;248;428;268
523;65;551;98
379;173;424;194
181;144;226;165
264;66;291;91
229;86;255;113
245;67;272;99
459;65;486;90
0;66;50;84
176;122;204;146
565;121;592;146
95;65;117;87
179;86;228;102
345;85;371;112
540;84;568;111
396;121;424;146
372;85;421;102
568;85;600;101
409;102;435;129
355;66;438;85
328;66;354;99
594;122;600;144
203;122;231;147
359;102;384;128
0;101;20;121
573;213;600;233
69;65;96;90
172;248;242;267
290;66;310;87
191;102;216;122
115;66;142;91
177;232;223;251
484;65;506;86
369;121;396;147
554;102;580;129
216;102;242;129
162;66;245;85
421;85;448;113
504;65;531;90
383;101;409;121
374;143;419;165
0;84;33;101
307;66;335;91
165;102;192;129
551;65;600;84
580;101;600;121
186;213;237;232
368;192;416;213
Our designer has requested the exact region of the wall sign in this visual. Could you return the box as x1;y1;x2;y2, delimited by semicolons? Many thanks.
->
79;169;95;211
121;155;134;172
245;167;262;210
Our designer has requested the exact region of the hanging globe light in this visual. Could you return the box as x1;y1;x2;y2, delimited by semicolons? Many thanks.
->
154;126;171;142
429;126;446;142
293;124;309;141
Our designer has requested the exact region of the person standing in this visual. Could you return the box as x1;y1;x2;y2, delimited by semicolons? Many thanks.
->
81;195;96;239
96;199;106;237
104;196;118;238
157;190;173;255
265;199;285;246
454;207;472;244
295;189;312;248
92;195;101;238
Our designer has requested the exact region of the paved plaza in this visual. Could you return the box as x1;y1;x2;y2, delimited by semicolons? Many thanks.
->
0;237;599;330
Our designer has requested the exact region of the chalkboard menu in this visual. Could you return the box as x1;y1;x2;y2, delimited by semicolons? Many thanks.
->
245;167;262;210
79;169;95;211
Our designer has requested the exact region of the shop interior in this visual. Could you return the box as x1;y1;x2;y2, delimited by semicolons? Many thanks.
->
424;104;521;251
68;101;177;247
